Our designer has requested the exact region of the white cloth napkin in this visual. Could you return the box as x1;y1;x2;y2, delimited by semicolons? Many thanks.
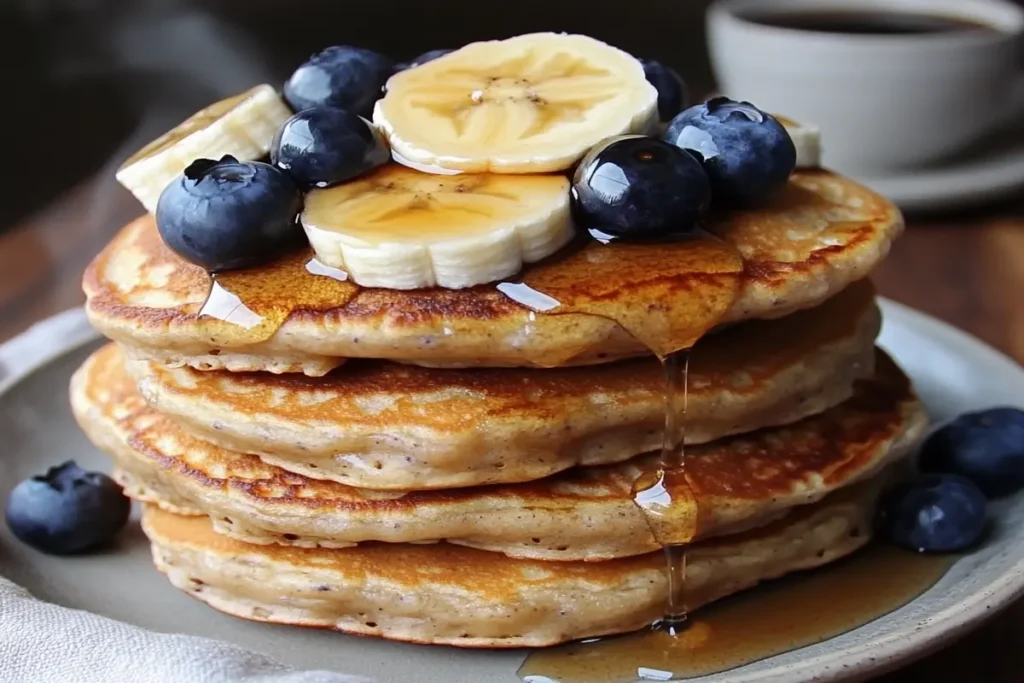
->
0;577;374;683
0;311;375;683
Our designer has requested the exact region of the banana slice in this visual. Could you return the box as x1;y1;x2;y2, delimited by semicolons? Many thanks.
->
116;85;292;213
302;165;573;289
776;115;822;168
374;32;658;174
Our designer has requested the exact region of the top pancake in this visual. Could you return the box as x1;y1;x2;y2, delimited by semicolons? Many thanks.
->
84;169;901;374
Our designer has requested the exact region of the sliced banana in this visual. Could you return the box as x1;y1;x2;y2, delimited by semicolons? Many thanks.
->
302;165;573;289
374;32;658;174
776;115;822;168
116;85;292;213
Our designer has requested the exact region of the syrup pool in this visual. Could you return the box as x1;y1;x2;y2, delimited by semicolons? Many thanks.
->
518;545;955;682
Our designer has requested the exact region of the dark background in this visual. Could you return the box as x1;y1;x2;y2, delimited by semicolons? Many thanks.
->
0;0;716;230
0;7;1023;680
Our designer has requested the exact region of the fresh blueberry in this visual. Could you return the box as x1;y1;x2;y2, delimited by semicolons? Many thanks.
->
642;60;689;122
271;107;389;189
920;407;1024;498
284;46;395;117
877;474;988;553
397;49;454;70
5;461;130;555
571;136;711;240
664;97;796;206
156;155;303;272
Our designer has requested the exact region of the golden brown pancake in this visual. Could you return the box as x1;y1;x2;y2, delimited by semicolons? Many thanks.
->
124;281;879;489
72;343;924;561
141;474;882;648
84;170;901;374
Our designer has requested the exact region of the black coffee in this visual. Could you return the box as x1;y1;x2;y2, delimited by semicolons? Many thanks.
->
748;10;997;35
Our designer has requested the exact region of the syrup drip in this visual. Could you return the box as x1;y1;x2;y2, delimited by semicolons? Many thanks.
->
195;249;358;345
632;350;698;628
498;232;743;653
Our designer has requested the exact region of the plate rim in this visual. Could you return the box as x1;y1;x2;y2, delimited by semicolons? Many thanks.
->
1;304;1022;683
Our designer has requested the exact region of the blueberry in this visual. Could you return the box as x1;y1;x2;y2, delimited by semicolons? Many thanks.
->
664;97;796;206
920;407;1024;498
572;136;710;240
271;107;389;189
877;474;987;553
397;49;454;71
284;46;395;117
642;60;689;122
156;155;303;272
5;461;130;555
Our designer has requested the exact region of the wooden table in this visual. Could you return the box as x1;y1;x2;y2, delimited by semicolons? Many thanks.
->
1;176;1022;680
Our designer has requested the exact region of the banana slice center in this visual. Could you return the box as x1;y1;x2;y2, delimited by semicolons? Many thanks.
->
404;51;624;144
305;169;566;243
470;77;536;103
363;177;508;236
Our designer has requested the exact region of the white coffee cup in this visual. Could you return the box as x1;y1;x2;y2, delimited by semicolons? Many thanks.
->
707;0;1024;172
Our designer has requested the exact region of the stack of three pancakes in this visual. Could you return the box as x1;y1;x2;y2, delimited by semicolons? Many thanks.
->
71;169;924;648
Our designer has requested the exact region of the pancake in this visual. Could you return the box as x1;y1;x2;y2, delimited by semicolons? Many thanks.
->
83;170;902;374
125;281;879;489
71;344;924;561
141;475;881;648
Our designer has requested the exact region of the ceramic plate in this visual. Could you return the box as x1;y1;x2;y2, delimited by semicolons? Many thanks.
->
1;303;1023;683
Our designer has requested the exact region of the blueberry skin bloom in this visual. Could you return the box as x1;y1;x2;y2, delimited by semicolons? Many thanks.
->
641;60;690;122
664;97;796;207
920;407;1024;498
877;474;988;553
284;46;395;117
5;461;131;555
572;136;711;239
272;107;390;189
156;155;303;272
398;49;454;70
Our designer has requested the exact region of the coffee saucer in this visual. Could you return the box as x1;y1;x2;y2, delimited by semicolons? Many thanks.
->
851;116;1024;212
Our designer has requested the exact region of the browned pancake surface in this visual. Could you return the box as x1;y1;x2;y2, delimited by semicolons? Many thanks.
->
72;344;925;560
125;281;879;489
84;170;901;373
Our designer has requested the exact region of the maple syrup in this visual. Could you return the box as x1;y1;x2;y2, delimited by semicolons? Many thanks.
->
510;231;743;356
632;349;698;629
518;545;955;682
196;248;358;345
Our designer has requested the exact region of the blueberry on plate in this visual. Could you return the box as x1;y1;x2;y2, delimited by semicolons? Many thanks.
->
920;407;1024;498
642;60;689;122
272;107;389;189
397;48;454;70
5;461;130;555
156;155;303;272
664;97;796;206
877;474;988;553
284;46;395;117
571;135;711;239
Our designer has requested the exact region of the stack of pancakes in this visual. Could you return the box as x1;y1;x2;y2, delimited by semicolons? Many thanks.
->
71;169;926;647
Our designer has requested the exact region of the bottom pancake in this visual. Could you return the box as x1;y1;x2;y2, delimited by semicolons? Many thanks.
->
141;474;884;648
